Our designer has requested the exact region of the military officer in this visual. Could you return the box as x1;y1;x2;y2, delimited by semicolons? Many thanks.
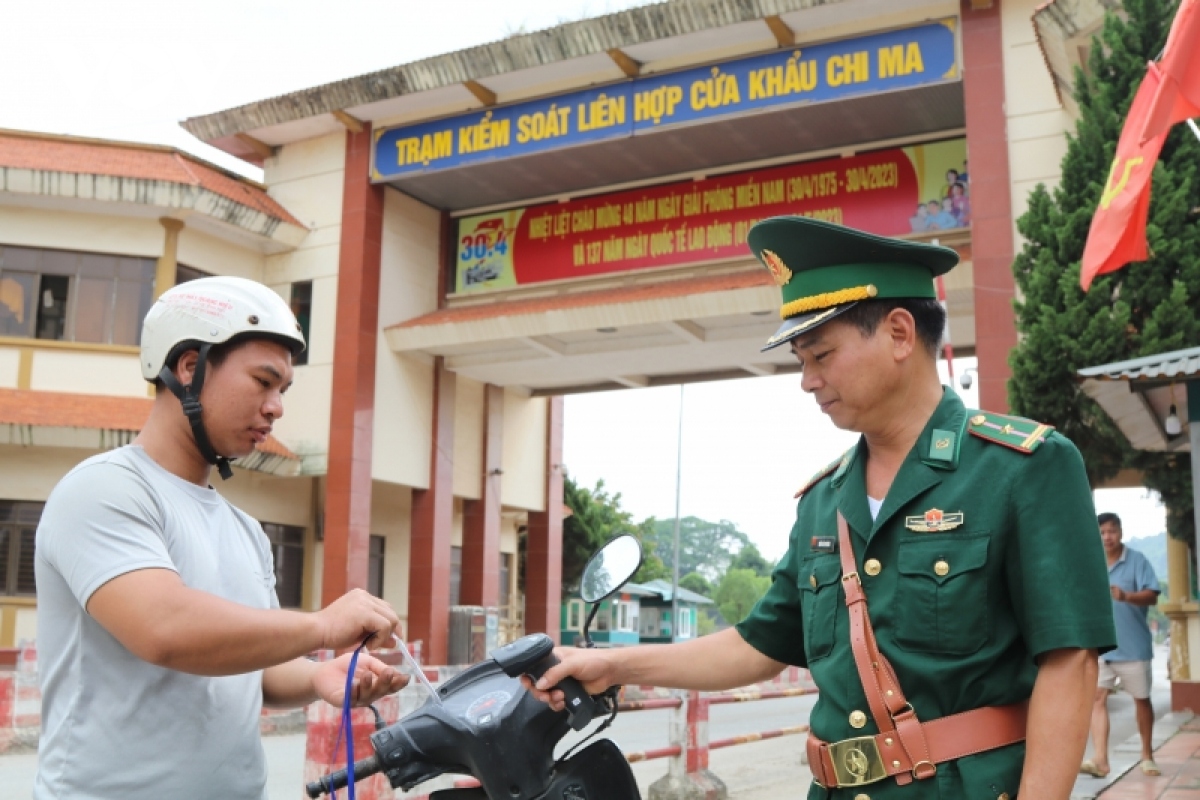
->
527;216;1116;799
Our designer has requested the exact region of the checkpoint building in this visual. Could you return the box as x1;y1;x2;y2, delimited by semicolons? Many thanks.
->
0;0;1133;666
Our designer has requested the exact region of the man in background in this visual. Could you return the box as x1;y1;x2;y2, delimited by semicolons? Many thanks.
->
1081;512;1162;778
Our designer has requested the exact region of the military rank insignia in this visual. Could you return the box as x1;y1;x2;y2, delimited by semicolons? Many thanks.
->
905;508;964;532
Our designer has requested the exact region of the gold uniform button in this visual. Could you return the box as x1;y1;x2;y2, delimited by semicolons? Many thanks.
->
864;558;882;576
970;414;987;426
934;560;950;577
849;710;867;728
998;794;1010;800
855;795;870;800
809;574;817;588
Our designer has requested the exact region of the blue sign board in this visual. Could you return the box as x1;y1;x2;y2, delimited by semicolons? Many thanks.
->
372;19;958;181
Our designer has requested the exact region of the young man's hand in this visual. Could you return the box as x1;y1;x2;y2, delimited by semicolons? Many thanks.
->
315;589;402;651
312;653;408;707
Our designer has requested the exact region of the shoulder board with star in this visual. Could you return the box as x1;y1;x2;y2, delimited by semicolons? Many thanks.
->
794;449;852;499
966;410;1054;454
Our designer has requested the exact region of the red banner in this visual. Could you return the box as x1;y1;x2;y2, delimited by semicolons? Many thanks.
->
455;139;967;293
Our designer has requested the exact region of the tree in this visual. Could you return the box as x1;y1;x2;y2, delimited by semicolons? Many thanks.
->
651;516;752;581
679;571;714;597
561;476;666;592
715;568;771;626
729;542;774;578
1009;0;1199;542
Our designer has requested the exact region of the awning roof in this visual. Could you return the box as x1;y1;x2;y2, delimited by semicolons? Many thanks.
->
1077;346;1199;452
0;130;307;253
0;388;303;476
385;266;799;395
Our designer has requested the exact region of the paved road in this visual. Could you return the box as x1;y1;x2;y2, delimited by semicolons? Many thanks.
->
0;646;1170;799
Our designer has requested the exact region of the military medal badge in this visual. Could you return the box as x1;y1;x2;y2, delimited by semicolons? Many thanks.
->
905;508;964;532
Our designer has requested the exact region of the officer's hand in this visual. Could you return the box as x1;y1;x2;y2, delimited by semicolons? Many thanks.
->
315;589;401;651
520;647;618;712
313;652;409;707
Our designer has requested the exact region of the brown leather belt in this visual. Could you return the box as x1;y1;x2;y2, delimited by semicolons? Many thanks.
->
806;701;1028;788
806;512;1028;789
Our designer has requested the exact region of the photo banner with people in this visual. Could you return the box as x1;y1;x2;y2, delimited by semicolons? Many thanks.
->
453;137;968;293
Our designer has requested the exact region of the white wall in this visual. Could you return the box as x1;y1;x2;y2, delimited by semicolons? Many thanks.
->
453;376;484;500
29;349;144;397
1002;0;1072;243
0;445;95;500
373;188;442;487
371;480;413;625
501;392;548;512
260;132;347;467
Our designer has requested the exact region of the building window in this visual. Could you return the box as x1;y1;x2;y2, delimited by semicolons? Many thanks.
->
566;599;584;631
677;607;692;639
639;607;660;637
368;535;385;598
261;522;305;608
290;281;312;366
0;245;156;345
0;501;42;596
450;545;462;606
499;553;512;609
175;264;211;285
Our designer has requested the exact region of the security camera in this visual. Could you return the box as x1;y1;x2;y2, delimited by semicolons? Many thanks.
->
960;371;974;390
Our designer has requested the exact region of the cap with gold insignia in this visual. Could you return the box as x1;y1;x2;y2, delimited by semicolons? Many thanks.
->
749;216;960;351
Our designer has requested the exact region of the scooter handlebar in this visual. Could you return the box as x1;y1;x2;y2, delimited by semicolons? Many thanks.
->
305;754;381;798
526;652;594;731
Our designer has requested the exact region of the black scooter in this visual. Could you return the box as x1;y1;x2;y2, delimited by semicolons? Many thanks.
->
306;534;646;800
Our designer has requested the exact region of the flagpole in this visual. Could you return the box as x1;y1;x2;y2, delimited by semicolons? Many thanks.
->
1188;118;1200;143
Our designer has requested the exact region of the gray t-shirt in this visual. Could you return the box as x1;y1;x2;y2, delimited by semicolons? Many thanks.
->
34;445;279;799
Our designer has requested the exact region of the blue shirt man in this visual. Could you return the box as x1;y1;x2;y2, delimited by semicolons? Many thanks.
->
1082;512;1162;780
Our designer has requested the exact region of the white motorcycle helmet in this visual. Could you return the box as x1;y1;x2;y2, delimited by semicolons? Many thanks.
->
141;276;306;479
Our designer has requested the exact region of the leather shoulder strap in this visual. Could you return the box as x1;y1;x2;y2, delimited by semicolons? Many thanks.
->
836;512;936;784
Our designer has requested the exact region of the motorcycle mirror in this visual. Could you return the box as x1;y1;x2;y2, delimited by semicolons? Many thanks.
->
579;534;644;603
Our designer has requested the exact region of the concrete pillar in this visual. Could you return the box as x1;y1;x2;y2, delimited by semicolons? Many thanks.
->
153;217;184;300
409;359;455;665
1168;379;1200;709
461;384;503;608
1165;534;1192;680
323;127;383;604
961;0;1017;412
525;396;565;641
1189;379;1199;604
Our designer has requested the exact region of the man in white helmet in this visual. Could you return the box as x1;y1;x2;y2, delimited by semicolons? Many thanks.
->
33;277;406;800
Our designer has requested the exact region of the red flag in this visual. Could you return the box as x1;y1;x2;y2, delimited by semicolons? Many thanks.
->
1140;0;1200;143
1081;65;1168;291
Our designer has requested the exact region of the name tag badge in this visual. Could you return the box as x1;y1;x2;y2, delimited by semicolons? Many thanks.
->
811;535;837;554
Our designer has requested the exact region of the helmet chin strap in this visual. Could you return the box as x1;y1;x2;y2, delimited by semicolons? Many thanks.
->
158;343;234;481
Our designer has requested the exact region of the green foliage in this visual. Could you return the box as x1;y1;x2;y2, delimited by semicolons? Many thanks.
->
729;542;774;577
679;571;714;597
1009;0;1199;542
715;568;771;625
651;516;753;581
561;475;663;592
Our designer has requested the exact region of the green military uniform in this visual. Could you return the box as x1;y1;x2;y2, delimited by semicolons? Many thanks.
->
733;217;1117;799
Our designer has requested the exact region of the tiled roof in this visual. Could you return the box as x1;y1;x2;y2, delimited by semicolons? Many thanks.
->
1077;346;1200;382
389;270;772;330
0;387;298;460
0;130;304;228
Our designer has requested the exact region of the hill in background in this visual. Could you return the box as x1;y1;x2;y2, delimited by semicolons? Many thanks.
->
1127;531;1168;582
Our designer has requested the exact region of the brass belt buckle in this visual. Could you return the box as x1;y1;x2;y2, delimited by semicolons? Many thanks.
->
828;735;888;787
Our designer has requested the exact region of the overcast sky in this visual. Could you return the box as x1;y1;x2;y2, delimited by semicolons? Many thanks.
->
0;0;1167;557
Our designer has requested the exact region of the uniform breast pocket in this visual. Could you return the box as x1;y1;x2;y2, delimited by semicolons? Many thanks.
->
798;555;842;663
895;534;990;656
